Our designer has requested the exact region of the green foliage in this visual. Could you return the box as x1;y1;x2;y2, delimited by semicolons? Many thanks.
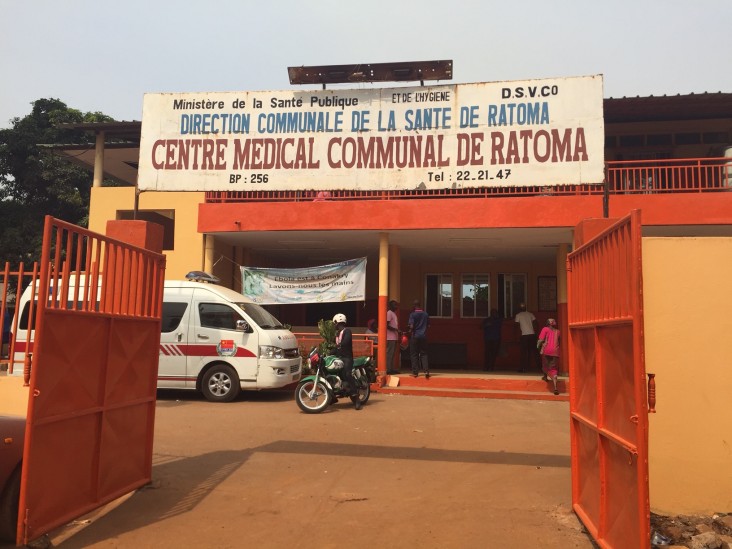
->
317;318;336;356
0;98;115;266
299;320;336;374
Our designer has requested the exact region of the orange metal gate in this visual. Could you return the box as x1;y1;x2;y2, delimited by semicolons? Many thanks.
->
567;211;650;549
15;216;165;545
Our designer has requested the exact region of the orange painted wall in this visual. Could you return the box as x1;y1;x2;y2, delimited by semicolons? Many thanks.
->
610;193;732;224
199;192;732;234
90;187;204;279
643;237;732;515
198;195;606;233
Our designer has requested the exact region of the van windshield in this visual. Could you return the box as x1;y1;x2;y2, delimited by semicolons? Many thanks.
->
236;303;284;330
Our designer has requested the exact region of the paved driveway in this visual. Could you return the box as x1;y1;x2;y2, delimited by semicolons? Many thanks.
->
10;389;595;548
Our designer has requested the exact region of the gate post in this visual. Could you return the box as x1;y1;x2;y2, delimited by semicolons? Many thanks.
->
106;220;164;253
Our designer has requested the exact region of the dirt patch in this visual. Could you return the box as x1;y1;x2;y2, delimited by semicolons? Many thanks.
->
651;512;732;548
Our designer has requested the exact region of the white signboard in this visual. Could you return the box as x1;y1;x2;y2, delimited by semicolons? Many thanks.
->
241;258;367;304
138;75;604;191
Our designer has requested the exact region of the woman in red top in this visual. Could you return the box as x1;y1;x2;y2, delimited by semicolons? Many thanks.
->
537;318;560;395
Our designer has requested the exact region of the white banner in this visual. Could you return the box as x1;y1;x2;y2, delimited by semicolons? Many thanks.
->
241;258;367;305
138;75;605;191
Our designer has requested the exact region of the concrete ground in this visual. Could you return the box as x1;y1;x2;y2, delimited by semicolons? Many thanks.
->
1;376;594;548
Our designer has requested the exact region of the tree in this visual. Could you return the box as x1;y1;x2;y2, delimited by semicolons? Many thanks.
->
0;98;114;266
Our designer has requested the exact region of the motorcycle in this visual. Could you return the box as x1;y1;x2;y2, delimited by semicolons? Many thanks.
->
295;347;374;413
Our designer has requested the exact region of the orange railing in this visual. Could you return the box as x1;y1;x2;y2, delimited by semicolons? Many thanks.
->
293;332;375;359
205;157;732;203
606;157;732;194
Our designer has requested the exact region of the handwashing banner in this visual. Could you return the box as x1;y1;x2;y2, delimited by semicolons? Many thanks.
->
241;258;367;304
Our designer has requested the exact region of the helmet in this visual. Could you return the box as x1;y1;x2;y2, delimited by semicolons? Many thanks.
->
332;313;347;324
400;334;409;351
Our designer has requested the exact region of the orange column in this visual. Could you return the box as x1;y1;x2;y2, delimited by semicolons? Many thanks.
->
388;244;401;373
388;244;400;305
377;233;389;384
556;243;569;374
204;234;215;273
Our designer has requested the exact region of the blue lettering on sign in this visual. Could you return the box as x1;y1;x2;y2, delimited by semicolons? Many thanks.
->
180;113;251;134
404;108;451;130
486;102;550;126
256;111;343;134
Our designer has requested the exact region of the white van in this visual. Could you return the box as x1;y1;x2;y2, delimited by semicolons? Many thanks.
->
12;275;301;402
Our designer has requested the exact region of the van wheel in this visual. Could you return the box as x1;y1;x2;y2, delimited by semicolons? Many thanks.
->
201;365;240;403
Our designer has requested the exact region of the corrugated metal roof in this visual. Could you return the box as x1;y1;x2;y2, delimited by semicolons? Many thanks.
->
57;121;141;140
604;92;732;123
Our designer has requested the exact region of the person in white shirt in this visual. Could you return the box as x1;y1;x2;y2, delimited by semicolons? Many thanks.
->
514;303;540;372
385;300;400;374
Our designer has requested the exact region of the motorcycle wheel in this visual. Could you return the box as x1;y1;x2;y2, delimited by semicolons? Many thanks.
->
295;379;331;413
356;376;371;404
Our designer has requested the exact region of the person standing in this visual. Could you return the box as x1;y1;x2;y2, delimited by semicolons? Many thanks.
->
481;308;502;371
385;300;400;374
537;318;561;395
333;313;363;410
365;318;377;341
408;300;430;378
514;303;540;372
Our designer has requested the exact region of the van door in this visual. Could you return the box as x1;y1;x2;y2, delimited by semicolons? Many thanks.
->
191;292;259;384
157;289;192;389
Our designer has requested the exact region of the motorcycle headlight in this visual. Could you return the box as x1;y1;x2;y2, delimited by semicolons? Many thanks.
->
259;345;284;359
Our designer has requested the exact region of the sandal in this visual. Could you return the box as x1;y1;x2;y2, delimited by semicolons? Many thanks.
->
553;389;559;395
541;375;549;382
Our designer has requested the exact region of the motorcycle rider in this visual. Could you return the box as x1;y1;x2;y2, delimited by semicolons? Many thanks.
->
333;313;363;410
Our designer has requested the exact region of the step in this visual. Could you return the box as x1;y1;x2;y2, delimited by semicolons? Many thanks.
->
376;385;569;402
383;373;567;392
372;373;569;402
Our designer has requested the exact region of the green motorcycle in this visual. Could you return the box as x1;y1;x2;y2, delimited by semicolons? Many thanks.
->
295;347;374;413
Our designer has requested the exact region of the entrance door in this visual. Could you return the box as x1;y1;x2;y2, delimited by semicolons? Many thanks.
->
566;211;650;549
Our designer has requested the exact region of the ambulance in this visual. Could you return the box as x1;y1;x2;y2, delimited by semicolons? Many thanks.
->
12;273;302;402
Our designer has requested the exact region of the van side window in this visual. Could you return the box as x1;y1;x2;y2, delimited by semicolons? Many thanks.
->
19;303;32;330
198;303;242;330
162;302;188;333
19;300;102;329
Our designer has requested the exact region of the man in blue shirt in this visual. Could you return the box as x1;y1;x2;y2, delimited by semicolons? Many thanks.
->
481;308;502;371
408;300;430;379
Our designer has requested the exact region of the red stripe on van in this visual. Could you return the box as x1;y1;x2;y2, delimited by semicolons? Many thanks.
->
159;344;257;358
159;344;184;356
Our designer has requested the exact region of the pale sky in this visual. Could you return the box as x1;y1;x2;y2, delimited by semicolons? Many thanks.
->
1;0;731;128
